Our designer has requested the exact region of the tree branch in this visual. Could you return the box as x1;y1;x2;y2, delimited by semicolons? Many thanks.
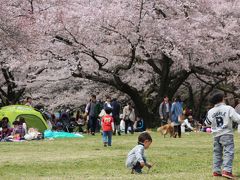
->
192;73;240;98
207;54;240;66
194;73;225;86
81;50;110;73
45;50;67;61
146;58;162;74
55;35;111;73
0;87;7;98
191;65;226;78
217;86;240;98
72;71;115;86
55;35;73;46
101;26;134;47
168;70;191;96
136;0;145;33
112;47;136;75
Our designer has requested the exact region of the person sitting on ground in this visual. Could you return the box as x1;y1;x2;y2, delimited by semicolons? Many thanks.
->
19;117;27;134
59;112;71;132
12;120;26;140
181;116;194;132
76;110;85;133
126;132;152;174
0;117;10;128
134;116;145;132
0;123;12;141
55;121;64;132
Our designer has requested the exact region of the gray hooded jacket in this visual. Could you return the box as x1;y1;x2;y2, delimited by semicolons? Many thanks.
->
205;103;240;137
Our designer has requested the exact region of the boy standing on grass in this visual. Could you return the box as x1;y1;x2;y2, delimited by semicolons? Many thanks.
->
101;108;114;147
205;92;240;179
126;132;152;174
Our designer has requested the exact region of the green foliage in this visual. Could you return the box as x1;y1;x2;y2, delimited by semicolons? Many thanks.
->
0;132;239;179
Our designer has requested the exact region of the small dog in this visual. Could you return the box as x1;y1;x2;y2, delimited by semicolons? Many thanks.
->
157;123;175;138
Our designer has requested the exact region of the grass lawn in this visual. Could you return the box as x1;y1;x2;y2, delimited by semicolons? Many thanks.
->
0;131;240;180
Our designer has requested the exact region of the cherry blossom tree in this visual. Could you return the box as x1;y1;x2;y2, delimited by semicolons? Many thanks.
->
1;0;240;126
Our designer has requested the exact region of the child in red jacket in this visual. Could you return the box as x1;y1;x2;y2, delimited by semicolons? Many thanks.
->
101;108;114;147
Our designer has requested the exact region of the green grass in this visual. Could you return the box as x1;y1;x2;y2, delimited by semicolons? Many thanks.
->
0;132;240;180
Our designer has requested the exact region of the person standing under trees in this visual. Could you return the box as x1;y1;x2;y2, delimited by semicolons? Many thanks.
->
111;98;121;136
88;94;101;135
101;108;114;147
171;96;183;138
159;96;171;126
205;92;240;179
84;98;91;134
123;102;135;134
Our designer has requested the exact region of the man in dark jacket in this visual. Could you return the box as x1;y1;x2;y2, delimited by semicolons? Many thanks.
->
88;94;101;135
111;98;121;135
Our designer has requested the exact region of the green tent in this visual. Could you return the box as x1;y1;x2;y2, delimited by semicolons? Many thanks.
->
0;105;48;133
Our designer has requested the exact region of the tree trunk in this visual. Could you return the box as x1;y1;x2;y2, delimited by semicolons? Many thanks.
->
0;68;25;105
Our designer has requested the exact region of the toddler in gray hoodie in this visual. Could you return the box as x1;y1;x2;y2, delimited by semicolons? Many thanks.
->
126;132;152;174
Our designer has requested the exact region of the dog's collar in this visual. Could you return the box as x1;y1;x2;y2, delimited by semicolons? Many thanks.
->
138;142;144;146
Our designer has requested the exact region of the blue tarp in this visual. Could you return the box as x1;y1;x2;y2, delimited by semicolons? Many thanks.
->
44;130;84;139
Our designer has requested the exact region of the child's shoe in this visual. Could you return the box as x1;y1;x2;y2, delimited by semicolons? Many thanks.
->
222;171;234;179
213;172;222;177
